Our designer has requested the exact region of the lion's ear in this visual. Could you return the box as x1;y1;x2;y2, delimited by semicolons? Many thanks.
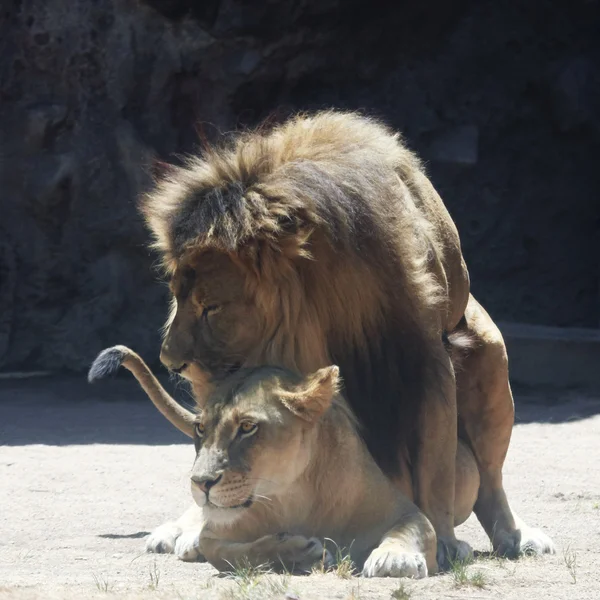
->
280;366;340;422
149;158;180;183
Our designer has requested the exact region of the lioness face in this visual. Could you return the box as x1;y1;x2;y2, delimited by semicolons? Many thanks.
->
160;251;263;383
188;367;337;527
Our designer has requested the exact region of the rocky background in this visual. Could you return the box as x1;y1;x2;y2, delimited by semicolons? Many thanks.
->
0;0;598;373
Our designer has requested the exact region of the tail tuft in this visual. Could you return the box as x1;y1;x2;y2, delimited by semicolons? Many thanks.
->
88;346;127;383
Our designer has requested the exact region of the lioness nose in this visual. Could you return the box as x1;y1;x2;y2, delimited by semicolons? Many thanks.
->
191;473;223;495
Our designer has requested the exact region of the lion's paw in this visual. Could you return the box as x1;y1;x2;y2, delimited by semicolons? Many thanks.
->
145;522;182;554
495;526;556;558
362;547;428;579
174;530;205;562
436;537;473;571
519;526;556;556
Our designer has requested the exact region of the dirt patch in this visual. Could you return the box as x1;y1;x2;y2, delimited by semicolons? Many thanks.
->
1;382;599;599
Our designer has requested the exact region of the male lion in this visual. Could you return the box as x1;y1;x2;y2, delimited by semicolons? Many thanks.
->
139;110;554;563
89;345;481;577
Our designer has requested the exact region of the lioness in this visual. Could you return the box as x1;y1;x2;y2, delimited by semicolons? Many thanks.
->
139;110;555;563
89;345;480;577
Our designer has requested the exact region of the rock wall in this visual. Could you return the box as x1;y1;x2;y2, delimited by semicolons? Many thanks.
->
0;0;598;372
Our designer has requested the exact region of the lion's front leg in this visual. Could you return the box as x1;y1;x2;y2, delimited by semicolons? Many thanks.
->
200;532;332;573
362;503;437;579
414;347;472;569
146;503;206;562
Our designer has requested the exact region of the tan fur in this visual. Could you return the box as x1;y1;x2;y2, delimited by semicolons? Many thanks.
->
141;112;459;374
137;110;554;563
108;350;479;576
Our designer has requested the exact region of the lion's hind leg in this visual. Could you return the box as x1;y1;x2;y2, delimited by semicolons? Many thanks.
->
456;295;555;557
146;503;206;562
492;514;556;557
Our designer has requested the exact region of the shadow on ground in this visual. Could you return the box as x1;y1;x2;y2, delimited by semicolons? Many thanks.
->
1;374;599;445
512;383;600;424
97;532;150;540
0;374;193;446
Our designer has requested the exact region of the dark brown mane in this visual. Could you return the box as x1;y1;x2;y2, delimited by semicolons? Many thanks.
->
141;110;451;475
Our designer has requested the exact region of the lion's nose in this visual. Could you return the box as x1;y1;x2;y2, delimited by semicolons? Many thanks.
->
191;473;223;495
159;345;188;373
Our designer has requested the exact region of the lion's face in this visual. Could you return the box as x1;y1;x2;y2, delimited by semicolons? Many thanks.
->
160;251;264;383
188;366;337;527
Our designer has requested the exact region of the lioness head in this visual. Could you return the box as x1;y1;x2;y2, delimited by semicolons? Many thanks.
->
189;365;339;526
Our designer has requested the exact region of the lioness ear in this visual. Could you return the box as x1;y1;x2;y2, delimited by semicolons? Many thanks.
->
280;366;340;422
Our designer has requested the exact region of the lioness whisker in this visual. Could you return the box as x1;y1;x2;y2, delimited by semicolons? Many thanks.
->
246;477;278;486
253;494;273;503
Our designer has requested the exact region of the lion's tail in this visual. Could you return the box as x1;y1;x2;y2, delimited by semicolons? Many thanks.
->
88;345;196;438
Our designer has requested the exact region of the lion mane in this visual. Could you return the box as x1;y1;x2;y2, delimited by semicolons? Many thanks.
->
141;110;456;475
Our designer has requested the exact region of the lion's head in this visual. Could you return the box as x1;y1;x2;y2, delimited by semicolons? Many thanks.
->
141;110;448;475
188;365;340;526
143;112;402;394
159;250;262;379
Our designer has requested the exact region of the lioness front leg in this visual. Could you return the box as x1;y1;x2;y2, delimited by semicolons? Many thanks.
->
146;503;206;562
200;532;332;573
414;346;472;569
363;504;437;579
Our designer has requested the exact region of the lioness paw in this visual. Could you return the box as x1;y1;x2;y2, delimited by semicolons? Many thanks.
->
145;522;182;554
174;530;206;562
272;534;332;572
362;548;428;579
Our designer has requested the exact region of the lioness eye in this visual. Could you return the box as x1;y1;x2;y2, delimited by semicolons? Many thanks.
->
239;422;258;436
195;423;205;437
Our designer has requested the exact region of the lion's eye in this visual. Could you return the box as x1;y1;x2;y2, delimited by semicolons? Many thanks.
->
195;423;205;438
201;304;220;318
239;422;258;437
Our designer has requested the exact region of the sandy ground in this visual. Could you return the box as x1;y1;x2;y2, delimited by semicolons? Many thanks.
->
1;375;599;600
